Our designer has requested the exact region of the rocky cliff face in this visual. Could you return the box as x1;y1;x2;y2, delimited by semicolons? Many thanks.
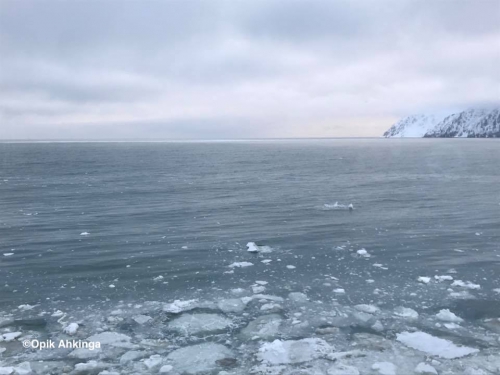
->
384;108;500;138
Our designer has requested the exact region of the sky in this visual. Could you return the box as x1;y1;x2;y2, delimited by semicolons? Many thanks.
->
0;0;499;140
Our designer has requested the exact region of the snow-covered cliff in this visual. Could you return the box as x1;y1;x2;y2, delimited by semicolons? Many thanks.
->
383;108;500;138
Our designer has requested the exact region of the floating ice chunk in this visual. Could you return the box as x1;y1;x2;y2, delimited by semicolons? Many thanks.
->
449;290;475;299
493;288;500;294
108;284;115;288
133;315;152;324
396;331;479;359
120;350;145;365
393;306;419;319
463;368;488;375
153;275;164;281
444;322;461;330
435;275;453;282
144;355;163;370
228;262;254;268
167;313;232;335
3;253;13;257
247;242;273;253
257;338;334;364
166;343;234;374
357;249;370;257
260;303;282;311
63;322;79;335
217;298;246;313
252;294;284;302
333;288;345;294
247;242;260;252
372;362;397;375
373;263;388;270
163;299;199;314
256;280;268;285
451;280;480;290
436;309;464;323
348;203;354;211
73;361;107;374
354;304;380;314
0;367;14;375
240;314;283;340
261;259;272;264
80;232;90;236
328;363;360;375
86;332;131;345
414;362;438;375
18;304;35;311
11;362;31;375
288;292;308;303
68;347;102;360
371;320;384;332
252;285;266;294
1;332;22;341
418;276;431;284
159;365;174;373
51;310;64;317
286;265;296;269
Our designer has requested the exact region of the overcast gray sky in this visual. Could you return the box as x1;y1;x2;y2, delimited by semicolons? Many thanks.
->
1;0;499;139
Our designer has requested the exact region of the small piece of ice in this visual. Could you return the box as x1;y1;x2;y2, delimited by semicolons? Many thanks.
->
228;262;254;268
436;309;463;323
3;253;14;257
286;265;296;270
451;280;480;290
356;249;370;257
333;288;345;294
435;275;453;282
414;362;438;375
63;323;79;335
80;232;89;236
371;362;397;375
418;276;431;284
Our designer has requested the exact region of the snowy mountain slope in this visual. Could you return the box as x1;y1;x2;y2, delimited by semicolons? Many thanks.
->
383;114;447;137
383;108;500;138
424;108;500;138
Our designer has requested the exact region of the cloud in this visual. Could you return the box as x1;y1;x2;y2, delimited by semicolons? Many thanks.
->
0;0;499;139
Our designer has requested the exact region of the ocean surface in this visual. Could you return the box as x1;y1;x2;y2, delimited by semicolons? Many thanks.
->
0;139;499;374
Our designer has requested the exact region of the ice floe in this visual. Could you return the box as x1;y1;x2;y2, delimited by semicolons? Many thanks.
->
396;331;479;359
257;338;334;364
167;313;233;335
228;261;254;268
436;309;464;323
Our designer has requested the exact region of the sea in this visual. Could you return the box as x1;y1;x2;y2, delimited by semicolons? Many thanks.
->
0;139;499;374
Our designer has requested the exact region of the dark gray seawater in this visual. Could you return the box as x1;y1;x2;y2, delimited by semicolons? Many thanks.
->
1;139;499;307
1;139;499;375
